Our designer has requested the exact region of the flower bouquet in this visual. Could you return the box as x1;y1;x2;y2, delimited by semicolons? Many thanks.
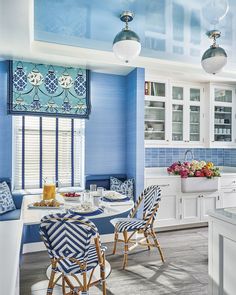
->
167;160;220;179
167;160;220;193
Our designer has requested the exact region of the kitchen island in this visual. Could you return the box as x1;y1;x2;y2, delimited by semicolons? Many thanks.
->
208;207;236;295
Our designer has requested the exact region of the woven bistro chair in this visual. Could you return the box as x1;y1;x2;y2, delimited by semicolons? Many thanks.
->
110;185;164;269
39;213;107;295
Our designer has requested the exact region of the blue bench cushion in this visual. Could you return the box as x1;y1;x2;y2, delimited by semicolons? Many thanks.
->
0;209;21;221
85;174;127;190
12;194;24;209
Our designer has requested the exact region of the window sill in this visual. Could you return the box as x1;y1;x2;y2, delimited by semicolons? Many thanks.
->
13;186;84;196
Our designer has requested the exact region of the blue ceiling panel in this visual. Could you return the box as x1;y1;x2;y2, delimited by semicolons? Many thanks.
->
34;0;236;65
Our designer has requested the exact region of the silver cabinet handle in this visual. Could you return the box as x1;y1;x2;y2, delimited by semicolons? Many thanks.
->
159;184;170;187
232;188;236;192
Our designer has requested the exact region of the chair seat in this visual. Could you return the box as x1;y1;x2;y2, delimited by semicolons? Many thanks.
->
110;217;147;232
56;245;106;275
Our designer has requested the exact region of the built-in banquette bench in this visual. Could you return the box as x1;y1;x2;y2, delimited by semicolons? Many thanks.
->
0;174;129;245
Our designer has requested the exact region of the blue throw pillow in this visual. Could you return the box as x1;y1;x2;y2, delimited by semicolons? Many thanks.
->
0;181;16;215
110;177;135;199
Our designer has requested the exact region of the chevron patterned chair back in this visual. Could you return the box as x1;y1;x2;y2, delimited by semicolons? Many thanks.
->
110;185;165;269
40;213;107;295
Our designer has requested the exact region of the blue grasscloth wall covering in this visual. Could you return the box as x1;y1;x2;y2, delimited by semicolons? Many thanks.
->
0;61;12;178
145;148;236;167
85;72;126;175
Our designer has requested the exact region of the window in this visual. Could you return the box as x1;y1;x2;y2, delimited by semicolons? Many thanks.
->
13;116;84;190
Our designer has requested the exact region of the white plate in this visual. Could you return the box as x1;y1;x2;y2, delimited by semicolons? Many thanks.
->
28;203;64;209
70;205;99;214
63;196;81;202
103;191;127;200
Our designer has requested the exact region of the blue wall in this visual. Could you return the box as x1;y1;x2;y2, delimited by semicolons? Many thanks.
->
85;72;126;175
0;61;12;178
126;68;145;196
145;148;236;167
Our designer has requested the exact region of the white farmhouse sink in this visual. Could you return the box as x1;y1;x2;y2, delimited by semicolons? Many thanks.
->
181;177;219;193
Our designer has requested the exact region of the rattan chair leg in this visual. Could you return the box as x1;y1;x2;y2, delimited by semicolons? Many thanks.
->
101;260;107;295
47;266;56;295
82;270;88;294
144;231;151;250
113;231;118;255
122;231;129;269
151;229;165;263
62;275;66;295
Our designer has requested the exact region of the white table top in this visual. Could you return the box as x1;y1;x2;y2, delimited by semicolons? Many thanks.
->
0;220;23;295
22;194;134;225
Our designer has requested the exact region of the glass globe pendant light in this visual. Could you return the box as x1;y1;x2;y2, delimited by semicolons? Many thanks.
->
201;30;227;74
113;11;141;63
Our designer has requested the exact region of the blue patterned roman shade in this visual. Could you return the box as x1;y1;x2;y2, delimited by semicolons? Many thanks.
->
8;60;90;118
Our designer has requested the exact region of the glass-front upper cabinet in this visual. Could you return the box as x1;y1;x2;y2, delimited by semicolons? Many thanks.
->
212;86;234;144
145;80;168;143
171;84;203;144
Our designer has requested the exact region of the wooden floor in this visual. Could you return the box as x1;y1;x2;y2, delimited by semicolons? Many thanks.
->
20;227;208;295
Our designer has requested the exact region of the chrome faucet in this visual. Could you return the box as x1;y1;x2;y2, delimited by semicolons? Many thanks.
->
184;149;194;162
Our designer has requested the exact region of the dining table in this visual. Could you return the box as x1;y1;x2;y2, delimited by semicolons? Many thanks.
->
22;192;134;225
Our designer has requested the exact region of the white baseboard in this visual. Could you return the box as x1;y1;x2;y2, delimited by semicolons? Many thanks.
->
23;233;116;254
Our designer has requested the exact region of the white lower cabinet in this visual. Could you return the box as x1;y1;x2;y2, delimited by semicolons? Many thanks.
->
156;194;179;226
180;195;201;224
145;176;226;228
200;193;221;221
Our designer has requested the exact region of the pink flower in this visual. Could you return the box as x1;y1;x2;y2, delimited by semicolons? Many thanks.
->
195;171;202;177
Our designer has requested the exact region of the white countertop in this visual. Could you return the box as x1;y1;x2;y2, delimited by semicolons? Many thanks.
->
0;220;23;295
145;166;236;179
208;207;236;226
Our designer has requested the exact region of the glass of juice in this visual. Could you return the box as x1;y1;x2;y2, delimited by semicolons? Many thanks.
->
43;177;56;200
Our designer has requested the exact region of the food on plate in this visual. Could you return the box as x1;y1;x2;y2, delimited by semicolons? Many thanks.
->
33;199;62;207
62;192;81;198
103;191;126;200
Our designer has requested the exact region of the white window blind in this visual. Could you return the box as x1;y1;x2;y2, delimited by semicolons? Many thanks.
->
13;116;84;190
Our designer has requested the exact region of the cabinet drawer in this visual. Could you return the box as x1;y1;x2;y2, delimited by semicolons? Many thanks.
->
220;177;236;188
221;187;236;194
145;178;180;194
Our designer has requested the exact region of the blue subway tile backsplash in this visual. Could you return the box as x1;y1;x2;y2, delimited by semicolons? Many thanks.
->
145;148;236;167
